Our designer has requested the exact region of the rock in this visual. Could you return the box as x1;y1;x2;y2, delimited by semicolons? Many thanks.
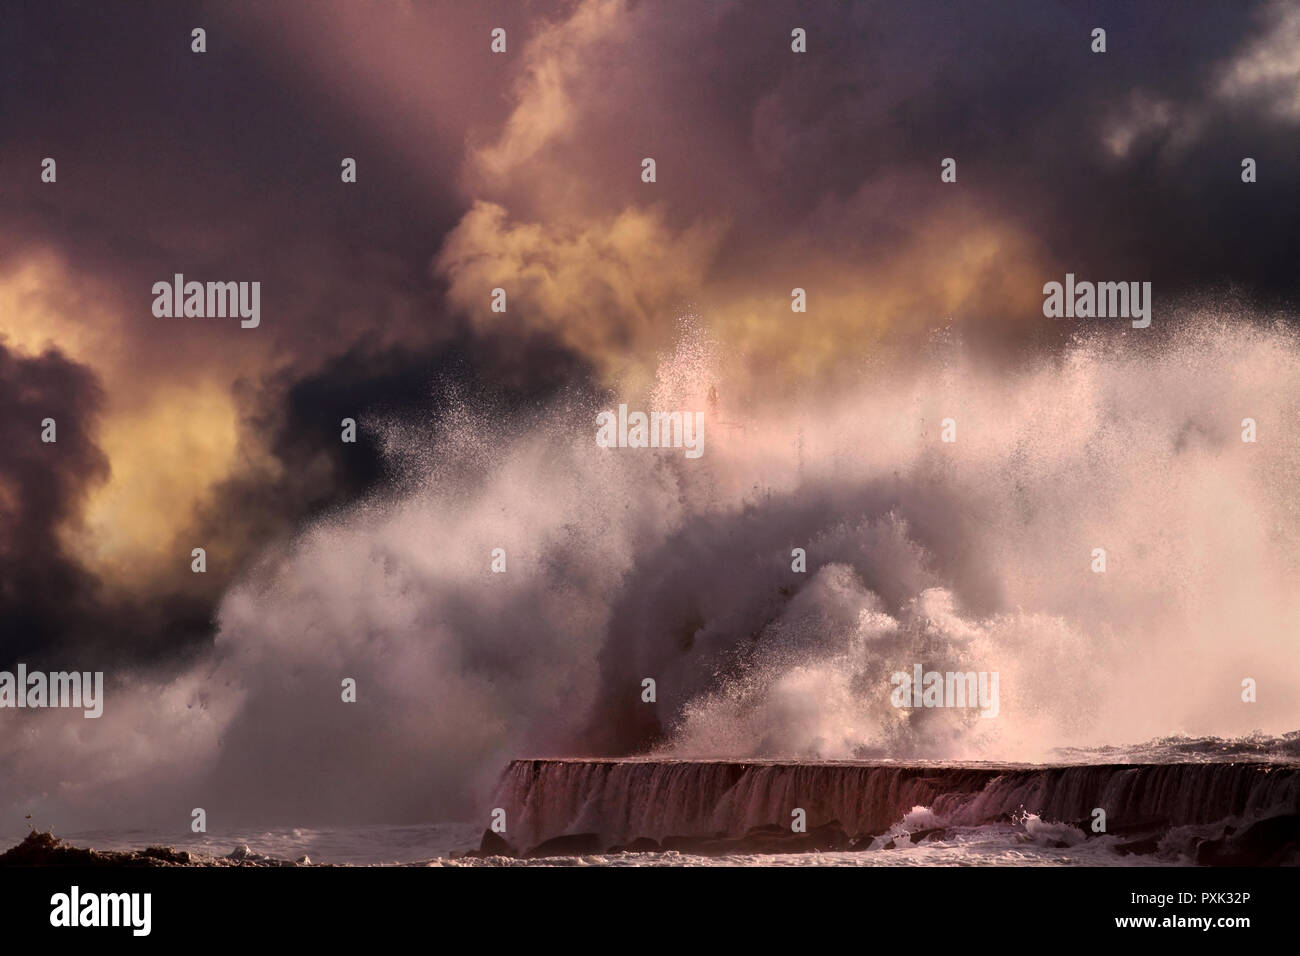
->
526;824;857;858
0;831;198;867
795;822;851;852
847;825;889;850
660;834;725;853
710;821;852;855
909;827;947;844
1196;814;1300;866
142;845;191;864
1107;816;1170;837
0;831;108;866
295;855;312;865
524;832;604;858
218;844;296;865
1114;836;1161;856
0;831;317;867
478;829;517;858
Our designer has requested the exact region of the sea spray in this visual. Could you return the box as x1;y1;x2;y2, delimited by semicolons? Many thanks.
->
3;316;1300;827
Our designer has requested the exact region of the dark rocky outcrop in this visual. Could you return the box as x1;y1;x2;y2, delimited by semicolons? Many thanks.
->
479;829;517;857
644;821;852;857
909;827;947;843
0;830;310;867
1196;814;1300;866
524;832;604;858
1113;835;1162;856
660;833;728;853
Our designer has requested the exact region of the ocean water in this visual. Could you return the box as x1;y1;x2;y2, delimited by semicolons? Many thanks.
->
28;817;1171;866
37;823;482;867
8;322;1300;852
18;735;1296;867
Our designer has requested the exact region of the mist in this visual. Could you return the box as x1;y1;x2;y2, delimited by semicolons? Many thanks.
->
3;306;1299;834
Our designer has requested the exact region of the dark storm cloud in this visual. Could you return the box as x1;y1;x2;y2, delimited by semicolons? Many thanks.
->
0;345;108;663
0;0;1297;678
0;343;215;671
0;0;462;353
472;0;1298;300
0;0;601;669
187;327;598;566
4;0;1296;333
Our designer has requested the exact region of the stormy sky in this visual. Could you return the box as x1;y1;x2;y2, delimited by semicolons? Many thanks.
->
1;0;1298;713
